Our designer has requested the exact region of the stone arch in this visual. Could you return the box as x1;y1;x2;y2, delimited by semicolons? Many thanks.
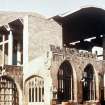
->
0;75;22;105
57;60;77;102
82;63;99;101
24;75;44;105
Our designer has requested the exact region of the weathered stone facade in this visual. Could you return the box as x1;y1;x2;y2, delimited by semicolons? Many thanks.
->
0;65;23;105
0;9;104;105
28;15;62;60
50;45;104;105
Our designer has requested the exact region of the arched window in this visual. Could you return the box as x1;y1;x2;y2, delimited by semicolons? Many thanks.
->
57;60;74;102
82;64;96;101
26;76;44;103
0;76;19;105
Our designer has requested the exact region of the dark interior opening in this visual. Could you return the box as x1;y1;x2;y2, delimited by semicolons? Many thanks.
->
53;7;105;50
57;60;73;102
82;64;96;101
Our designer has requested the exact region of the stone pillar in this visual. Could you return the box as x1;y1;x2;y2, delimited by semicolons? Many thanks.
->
17;42;21;65
104;73;105;100
103;35;105;100
71;76;72;100
23;16;28;66
93;78;95;100
8;30;13;65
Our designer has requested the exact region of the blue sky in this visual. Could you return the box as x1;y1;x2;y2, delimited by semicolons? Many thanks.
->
0;0;105;17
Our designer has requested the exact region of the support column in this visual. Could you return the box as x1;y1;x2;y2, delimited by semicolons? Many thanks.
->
23;16;28;66
93;78;95;100
104;73;105;100
71;76;72;100
103;35;105;100
8;30;13;65
17;42;21;65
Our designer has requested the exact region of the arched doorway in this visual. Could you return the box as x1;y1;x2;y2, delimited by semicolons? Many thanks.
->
25;75;44;105
82;64;96;101
0;75;19;105
57;60;74;102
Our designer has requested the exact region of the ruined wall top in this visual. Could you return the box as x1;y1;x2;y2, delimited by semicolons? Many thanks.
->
50;45;96;59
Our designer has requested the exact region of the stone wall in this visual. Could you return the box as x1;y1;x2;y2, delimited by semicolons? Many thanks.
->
28;15;62;61
50;45;104;104
4;65;23;90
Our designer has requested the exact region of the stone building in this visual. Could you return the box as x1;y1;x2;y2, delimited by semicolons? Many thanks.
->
0;6;105;105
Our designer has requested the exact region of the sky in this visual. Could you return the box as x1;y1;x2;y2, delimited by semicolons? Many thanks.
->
0;0;105;17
